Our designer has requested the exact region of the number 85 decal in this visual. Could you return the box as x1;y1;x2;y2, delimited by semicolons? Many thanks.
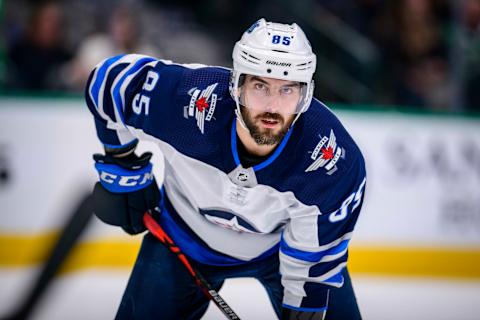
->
272;35;291;45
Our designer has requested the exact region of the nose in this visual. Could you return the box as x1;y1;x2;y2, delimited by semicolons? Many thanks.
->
264;94;282;113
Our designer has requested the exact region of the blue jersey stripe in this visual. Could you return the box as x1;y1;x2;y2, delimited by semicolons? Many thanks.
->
90;54;125;107
280;235;349;262
112;57;156;123
230;118;241;166
323;271;344;285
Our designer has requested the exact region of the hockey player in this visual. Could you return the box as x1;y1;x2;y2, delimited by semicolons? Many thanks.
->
87;18;366;320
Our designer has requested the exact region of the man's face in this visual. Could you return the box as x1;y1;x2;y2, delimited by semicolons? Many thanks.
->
240;75;300;145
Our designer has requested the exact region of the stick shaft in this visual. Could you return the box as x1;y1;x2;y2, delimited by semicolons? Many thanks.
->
143;212;241;320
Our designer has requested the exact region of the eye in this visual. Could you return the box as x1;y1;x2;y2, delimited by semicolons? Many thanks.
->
280;87;293;95
254;83;265;90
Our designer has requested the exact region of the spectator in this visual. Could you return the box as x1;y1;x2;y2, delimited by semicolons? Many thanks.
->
65;6;161;91
463;0;480;111
7;1;73;91
376;0;452;110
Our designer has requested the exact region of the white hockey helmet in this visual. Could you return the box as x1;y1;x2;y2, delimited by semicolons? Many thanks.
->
230;18;316;125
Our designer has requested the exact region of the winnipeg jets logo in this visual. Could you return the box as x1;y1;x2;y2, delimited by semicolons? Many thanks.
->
305;129;344;175
183;83;218;133
204;215;256;234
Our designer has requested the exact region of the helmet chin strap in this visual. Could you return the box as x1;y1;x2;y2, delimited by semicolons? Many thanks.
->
233;86;250;132
235;107;250;132
291;112;303;126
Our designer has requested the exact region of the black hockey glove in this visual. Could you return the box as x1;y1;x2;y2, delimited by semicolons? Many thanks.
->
281;308;326;320
92;151;161;235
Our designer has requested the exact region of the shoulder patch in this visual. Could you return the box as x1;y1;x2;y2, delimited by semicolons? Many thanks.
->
305;129;345;174
183;83;219;133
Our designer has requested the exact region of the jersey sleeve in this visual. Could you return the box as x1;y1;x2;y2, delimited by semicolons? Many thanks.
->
280;153;367;313
84;54;184;150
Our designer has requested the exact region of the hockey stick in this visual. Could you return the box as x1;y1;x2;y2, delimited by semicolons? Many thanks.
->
143;211;241;320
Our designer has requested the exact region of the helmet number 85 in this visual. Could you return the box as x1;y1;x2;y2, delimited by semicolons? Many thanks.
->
272;35;291;46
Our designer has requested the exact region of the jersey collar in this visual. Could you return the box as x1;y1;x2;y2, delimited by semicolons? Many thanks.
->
230;118;293;171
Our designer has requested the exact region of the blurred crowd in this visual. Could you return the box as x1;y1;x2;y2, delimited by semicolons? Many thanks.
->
2;0;480;112
4;1;159;91
2;0;224;92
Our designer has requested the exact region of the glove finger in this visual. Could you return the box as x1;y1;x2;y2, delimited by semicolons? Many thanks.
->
92;182;130;226
136;152;153;166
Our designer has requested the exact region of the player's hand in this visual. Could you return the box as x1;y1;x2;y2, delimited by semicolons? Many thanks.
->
92;151;161;234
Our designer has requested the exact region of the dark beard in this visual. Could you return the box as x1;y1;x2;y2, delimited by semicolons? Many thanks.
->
240;107;289;145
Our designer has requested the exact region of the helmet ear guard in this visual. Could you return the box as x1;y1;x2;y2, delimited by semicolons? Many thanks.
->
229;70;250;131
231;18;316;126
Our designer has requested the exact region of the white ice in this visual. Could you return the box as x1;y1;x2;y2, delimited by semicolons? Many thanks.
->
1;269;479;320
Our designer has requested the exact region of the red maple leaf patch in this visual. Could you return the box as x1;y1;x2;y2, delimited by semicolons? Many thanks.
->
321;146;334;160
195;97;209;112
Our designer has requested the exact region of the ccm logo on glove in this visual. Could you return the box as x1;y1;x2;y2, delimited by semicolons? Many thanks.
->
94;162;154;193
100;171;153;186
